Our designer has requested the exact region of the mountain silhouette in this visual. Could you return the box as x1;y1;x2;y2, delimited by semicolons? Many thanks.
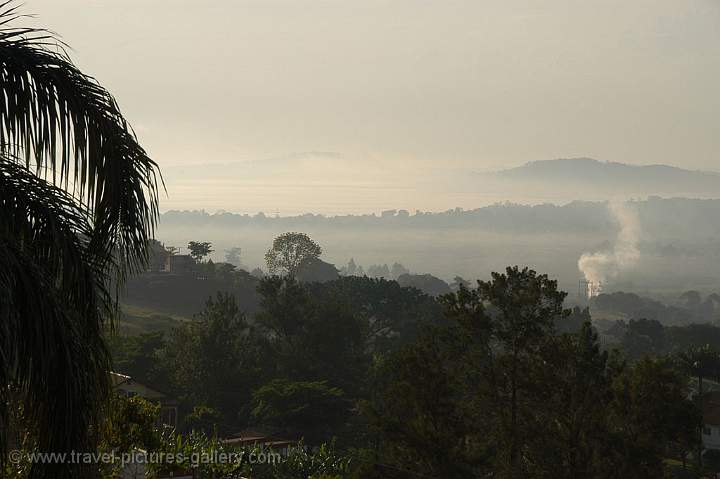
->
490;158;720;197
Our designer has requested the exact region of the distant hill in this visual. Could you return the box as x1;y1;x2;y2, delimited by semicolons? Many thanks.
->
154;197;720;296
159;197;720;237
491;158;720;197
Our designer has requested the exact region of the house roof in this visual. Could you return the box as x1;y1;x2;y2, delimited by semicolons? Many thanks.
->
223;428;296;447
110;371;178;405
110;371;132;387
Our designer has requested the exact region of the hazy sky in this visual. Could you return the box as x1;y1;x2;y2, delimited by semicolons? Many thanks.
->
27;0;720;214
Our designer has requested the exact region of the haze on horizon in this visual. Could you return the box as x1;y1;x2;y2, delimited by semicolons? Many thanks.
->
29;0;720;214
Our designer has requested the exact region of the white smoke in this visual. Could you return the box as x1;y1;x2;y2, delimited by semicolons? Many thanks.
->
578;201;640;285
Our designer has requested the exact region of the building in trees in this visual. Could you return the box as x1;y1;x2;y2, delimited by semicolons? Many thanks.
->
111;372;178;428
164;254;195;275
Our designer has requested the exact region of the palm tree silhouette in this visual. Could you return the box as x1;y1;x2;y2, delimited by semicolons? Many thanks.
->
0;2;161;477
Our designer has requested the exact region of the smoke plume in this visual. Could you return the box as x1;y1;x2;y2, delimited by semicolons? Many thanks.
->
578;201;640;285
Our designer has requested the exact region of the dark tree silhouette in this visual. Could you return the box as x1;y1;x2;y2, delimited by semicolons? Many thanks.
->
187;241;213;262
0;4;161;477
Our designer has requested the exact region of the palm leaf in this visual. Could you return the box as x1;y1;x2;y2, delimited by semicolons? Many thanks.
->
0;237;111;479
0;155;112;317
0;2;163;476
0;151;114;477
0;1;162;275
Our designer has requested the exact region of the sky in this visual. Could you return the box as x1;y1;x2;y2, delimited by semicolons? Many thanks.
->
26;0;720;214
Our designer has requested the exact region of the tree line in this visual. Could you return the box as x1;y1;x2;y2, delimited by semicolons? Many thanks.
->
107;265;716;478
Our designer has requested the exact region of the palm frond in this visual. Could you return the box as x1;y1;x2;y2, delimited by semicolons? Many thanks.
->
0;153;114;477
0;2;162;275
0;3;163;475
0;239;110;479
0;155;113;319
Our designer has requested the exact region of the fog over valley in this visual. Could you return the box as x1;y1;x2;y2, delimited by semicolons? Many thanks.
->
7;1;720;476
157;194;720;298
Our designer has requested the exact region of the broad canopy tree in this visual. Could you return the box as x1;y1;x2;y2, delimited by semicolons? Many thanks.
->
364;267;700;479
265;232;322;277
0;4;161;477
